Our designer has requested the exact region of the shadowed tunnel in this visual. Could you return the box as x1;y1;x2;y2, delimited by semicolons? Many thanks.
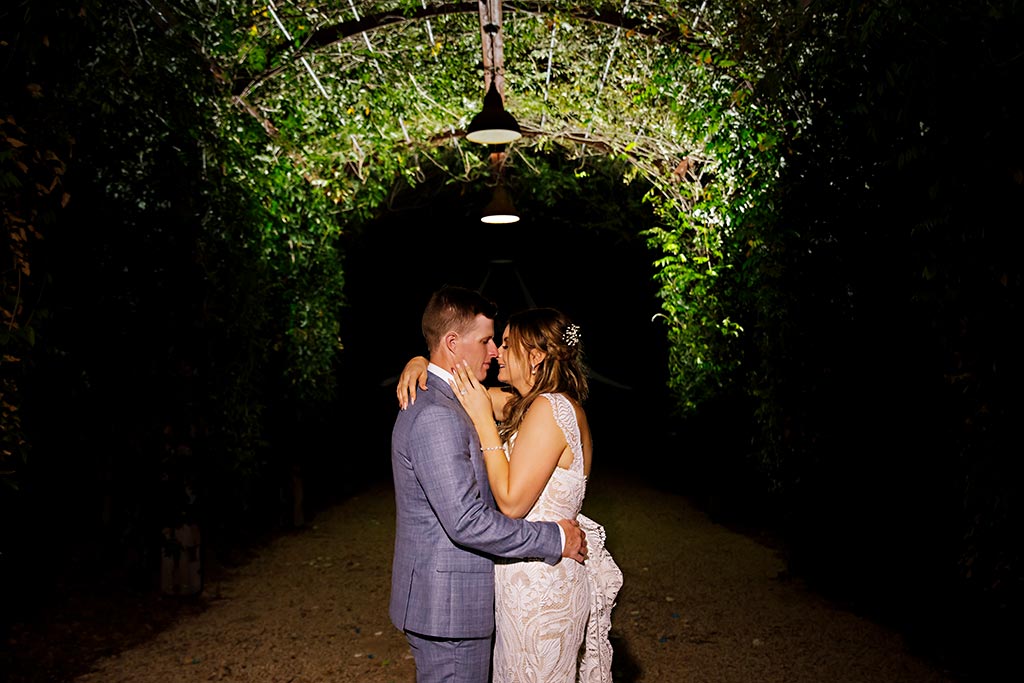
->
334;176;679;488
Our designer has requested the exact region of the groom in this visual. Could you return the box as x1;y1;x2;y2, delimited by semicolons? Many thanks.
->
389;285;587;683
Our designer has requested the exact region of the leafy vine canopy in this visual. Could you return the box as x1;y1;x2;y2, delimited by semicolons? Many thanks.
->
165;0;772;217
133;0;799;412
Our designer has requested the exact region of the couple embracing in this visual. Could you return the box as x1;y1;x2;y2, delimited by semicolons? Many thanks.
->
389;286;623;683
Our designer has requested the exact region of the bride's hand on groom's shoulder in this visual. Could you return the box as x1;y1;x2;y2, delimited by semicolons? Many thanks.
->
397;356;429;410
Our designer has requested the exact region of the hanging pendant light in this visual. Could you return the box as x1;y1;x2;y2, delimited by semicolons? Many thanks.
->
481;184;520;224
466;81;522;145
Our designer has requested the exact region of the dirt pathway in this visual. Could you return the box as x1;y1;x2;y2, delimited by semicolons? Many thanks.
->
70;472;957;683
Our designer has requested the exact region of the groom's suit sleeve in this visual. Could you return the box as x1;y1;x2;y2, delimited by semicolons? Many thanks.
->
409;400;562;564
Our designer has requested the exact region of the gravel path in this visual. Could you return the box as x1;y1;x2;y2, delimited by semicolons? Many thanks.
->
69;471;957;683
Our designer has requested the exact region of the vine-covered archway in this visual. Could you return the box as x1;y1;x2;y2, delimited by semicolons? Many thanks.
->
0;0;838;517
143;0;793;408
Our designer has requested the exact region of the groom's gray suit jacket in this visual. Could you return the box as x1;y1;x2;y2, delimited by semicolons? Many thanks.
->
389;371;562;639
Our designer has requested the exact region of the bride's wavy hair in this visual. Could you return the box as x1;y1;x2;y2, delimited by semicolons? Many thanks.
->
498;307;589;441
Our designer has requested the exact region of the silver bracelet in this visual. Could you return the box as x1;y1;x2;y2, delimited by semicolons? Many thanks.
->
481;445;504;452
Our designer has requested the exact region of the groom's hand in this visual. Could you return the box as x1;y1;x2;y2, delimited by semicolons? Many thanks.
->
557;518;588;564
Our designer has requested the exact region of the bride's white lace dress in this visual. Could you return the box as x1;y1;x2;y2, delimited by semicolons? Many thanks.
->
493;393;623;683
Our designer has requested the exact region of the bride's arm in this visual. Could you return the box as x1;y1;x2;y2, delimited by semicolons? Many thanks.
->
489;400;565;518
396;356;429;410
451;363;564;518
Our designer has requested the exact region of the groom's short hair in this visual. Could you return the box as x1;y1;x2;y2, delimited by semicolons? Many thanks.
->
422;286;498;351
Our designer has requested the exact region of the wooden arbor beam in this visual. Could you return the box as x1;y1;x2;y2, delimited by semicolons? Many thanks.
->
478;0;506;99
230;2;707;98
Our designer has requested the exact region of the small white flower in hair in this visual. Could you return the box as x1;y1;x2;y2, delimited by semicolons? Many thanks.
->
562;323;581;347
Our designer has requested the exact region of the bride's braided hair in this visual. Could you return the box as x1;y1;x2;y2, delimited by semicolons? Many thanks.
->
498;308;589;441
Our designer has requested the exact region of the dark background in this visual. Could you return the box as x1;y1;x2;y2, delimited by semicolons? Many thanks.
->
336;178;675;487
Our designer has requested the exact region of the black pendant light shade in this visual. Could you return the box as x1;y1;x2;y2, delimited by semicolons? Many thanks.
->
466;81;522;145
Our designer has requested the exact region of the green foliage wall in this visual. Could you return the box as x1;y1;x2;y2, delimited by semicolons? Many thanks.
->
1;0;354;596
717;1;1024;670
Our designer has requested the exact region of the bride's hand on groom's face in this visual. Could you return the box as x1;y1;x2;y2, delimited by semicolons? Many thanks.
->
449;361;492;423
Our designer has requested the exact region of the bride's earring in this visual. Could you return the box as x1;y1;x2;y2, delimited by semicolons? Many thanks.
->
531;364;537;375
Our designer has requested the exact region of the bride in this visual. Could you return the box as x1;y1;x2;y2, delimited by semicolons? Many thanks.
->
398;307;622;683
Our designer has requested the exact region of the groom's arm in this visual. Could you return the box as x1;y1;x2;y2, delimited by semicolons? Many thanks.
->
409;405;566;564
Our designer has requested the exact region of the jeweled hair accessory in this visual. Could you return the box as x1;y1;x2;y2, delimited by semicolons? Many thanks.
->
562;323;581;347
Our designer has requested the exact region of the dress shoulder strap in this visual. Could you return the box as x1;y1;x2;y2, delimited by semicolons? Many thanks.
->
540;393;584;475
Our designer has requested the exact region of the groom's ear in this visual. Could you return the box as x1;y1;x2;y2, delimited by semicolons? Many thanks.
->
444;331;459;355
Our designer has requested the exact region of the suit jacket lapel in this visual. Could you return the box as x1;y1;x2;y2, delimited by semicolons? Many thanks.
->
427;371;498;507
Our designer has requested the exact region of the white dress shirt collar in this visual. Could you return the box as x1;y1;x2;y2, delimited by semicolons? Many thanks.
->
427;362;454;385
